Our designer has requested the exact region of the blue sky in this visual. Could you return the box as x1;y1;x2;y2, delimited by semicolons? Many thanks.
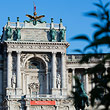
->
0;0;109;54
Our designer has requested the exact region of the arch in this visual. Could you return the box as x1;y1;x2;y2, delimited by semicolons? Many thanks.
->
23;54;48;73
28;57;46;70
23;55;48;95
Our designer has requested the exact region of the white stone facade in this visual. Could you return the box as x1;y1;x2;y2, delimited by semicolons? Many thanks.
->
0;18;109;110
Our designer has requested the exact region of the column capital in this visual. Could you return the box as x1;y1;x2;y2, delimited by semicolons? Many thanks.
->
72;68;75;71
16;51;21;54
52;52;57;54
7;50;12;53
61;52;65;55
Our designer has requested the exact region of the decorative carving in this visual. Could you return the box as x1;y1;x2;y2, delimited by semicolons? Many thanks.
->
61;99;73;105
41;54;51;62
7;43;65;51
26;2;45;23
11;74;16;88
28;82;39;90
28;82;39;94
50;28;56;41
13;28;21;41
20;54;30;67
60;29;65;41
16;28;21;40
68;73;72;83
30;76;38;80
57;74;61;89
6;26;12;40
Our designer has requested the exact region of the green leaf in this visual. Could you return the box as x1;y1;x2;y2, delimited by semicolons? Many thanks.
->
93;3;103;9
73;35;91;42
84;36;110;50
79;54;92;64
92;23;103;29
73;49;83;54
104;2;110;8
85;12;98;17
93;29;105;40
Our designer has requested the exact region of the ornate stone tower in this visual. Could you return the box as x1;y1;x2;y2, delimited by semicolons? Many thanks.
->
0;14;75;110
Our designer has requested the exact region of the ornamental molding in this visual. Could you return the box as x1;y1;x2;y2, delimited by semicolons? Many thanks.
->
6;42;69;52
61;99;73;105
5;41;70;48
20;53;50;70
68;73;72;84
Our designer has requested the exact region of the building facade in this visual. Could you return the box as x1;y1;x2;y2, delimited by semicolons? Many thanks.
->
0;16;109;110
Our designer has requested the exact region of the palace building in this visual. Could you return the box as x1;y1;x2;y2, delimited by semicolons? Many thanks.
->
0;12;109;110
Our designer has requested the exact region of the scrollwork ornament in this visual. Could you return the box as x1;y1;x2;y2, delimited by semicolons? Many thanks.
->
41;54;51;62
68;73;72;83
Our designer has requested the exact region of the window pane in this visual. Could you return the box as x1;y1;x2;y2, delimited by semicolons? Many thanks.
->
29;61;40;69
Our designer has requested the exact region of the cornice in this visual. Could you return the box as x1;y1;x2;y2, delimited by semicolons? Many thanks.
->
4;41;70;48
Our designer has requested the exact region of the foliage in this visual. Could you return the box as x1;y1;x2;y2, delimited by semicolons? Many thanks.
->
72;0;110;110
69;77;89;110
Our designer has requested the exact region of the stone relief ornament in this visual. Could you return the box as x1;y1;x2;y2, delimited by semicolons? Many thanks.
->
50;28;56;41
8;43;64;51
14;28;21;41
28;82;39;94
11;74;16;88
41;54;51;62
20;54;31;67
57;74;61;89
68;73;72;83
61;99;73;105
6;26;13;40
60;29;66;41
20;54;30;62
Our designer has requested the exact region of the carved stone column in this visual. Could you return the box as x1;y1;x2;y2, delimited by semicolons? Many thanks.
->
7;51;12;88
52;52;57;95
16;51;21;88
91;74;95;89
26;74;30;95
46;72;49;94
105;67;108;75
52;52;57;89
22;72;25;94
85;74;88;94
26;106;30;110
61;52;67;96
61;52;66;88
72;69;75;92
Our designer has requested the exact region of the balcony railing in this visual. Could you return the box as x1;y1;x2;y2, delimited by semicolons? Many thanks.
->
67;54;105;63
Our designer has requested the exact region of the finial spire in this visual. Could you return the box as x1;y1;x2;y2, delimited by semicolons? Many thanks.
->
8;17;10;22
51;18;53;23
33;2;37;16
17;17;19;22
26;2;45;21
60;19;62;23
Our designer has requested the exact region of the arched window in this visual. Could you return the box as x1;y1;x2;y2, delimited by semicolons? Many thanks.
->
28;58;45;70
29;60;40;69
